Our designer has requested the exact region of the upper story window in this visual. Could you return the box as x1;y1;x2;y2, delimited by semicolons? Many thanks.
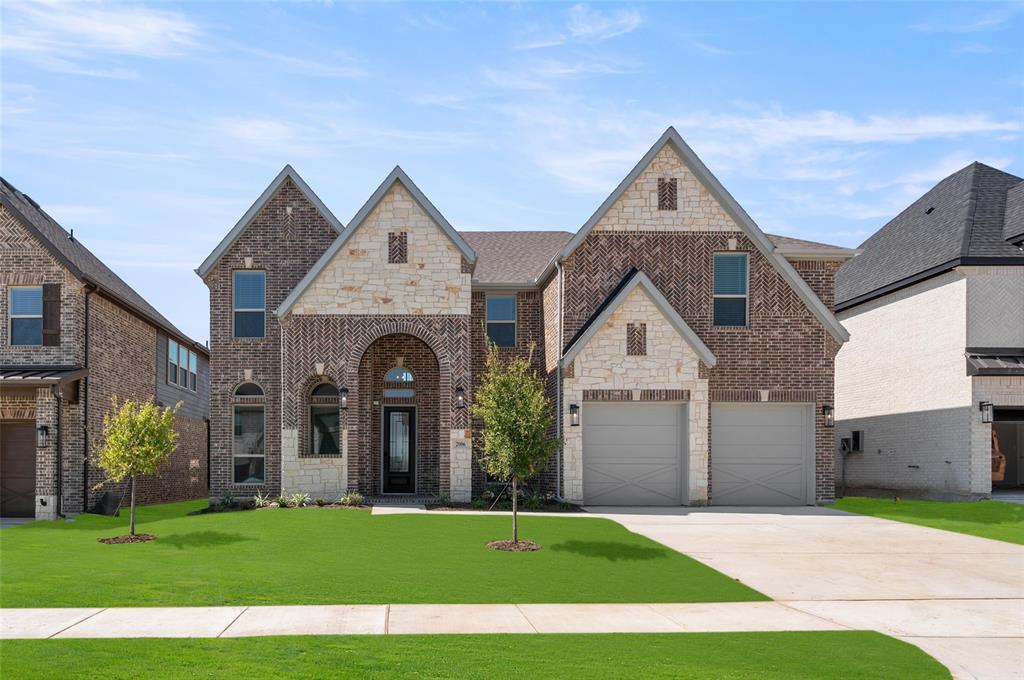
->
9;286;43;346
713;253;749;327
658;178;678;211
235;382;264;397
233;271;265;339
486;295;516;348
167;339;198;392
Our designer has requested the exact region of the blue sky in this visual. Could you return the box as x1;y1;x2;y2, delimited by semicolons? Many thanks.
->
2;1;1021;344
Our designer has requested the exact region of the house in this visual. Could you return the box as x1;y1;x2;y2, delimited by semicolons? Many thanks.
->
834;163;1024;500
0;177;210;519
197;127;857;507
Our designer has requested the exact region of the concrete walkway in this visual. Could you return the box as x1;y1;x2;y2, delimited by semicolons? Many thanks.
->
589;506;1024;680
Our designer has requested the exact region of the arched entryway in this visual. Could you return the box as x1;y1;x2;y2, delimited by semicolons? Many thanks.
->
356;334;441;495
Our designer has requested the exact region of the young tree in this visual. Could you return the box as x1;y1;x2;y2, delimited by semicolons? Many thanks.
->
93;397;180;536
473;344;560;545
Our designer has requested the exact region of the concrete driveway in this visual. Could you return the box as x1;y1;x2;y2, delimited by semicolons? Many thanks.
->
590;505;1024;680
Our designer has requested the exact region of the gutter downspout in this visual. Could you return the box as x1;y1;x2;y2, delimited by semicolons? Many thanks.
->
556;261;564;500
52;383;63;518
82;285;94;512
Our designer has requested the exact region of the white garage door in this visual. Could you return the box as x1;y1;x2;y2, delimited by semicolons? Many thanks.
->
582;402;686;506
711;403;814;506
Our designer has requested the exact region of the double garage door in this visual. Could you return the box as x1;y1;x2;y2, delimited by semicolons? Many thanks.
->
581;402;813;506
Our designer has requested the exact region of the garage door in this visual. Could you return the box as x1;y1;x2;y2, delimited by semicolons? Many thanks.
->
711;403;813;506
583;402;686;505
1;422;36;517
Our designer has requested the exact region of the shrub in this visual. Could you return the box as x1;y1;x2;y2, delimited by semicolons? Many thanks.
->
470;497;487;509
315;497;326;507
289;492;311;508
275;495;291;508
523;489;544;510
252;491;272;508
436;492;452;507
219;492;236;511
339;491;364;507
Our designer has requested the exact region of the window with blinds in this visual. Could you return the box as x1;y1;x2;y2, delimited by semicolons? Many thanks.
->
713;253;748;327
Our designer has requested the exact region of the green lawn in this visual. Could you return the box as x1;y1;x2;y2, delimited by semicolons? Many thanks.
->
0;632;949;680
0;501;764;607
834;496;1024;545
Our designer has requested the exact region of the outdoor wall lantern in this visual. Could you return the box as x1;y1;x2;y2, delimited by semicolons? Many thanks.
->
339;387;349;410
36;425;49;448
569;404;580;427
980;401;994;424
454;387;466;410
822;404;835;428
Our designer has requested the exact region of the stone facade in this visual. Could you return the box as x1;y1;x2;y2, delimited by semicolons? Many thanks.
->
563;286;710;503
291;183;471;316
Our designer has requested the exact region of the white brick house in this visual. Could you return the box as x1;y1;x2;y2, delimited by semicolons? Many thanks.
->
835;163;1024;499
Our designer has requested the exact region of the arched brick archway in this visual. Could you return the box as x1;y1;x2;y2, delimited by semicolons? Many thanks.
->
354;333;443;495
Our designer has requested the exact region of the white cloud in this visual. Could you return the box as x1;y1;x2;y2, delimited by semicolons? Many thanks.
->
566;4;642;42
2;0;200;76
910;6;1020;33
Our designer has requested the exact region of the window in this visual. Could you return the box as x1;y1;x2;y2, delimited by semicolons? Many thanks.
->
167;339;199;392
486;295;516;348
233;271;265;338
233;406;265;483
388;231;408;264
658;178;677;211
9;287;43;345
310;383;340;455
384;367;415;398
233;382;264;484
713;253;749;327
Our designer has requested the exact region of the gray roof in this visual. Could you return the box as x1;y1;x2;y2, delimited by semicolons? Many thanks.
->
766;234;859;259
0;366;89;386
459;230;572;286
837;162;1024;308
966;350;1024;377
1005;182;1024;244
0;176;208;354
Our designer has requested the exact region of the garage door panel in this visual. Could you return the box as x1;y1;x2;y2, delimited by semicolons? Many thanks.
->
1;422;37;518
583;403;685;506
711;404;812;506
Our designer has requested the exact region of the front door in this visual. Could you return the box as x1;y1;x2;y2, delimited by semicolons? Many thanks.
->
383;407;415;494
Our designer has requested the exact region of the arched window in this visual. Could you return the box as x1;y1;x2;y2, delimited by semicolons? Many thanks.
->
235;382;264;397
232;383;264;484
384;367;414;382
310;382;340;455
384;366;415;398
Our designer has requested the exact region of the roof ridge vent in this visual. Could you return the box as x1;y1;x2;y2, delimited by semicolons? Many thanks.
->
924;206;935;214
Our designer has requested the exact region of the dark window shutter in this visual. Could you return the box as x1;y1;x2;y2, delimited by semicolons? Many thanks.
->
42;283;60;346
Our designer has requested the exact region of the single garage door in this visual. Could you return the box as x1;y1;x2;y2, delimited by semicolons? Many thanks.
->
583;402;686;506
1;421;36;517
711;403;813;506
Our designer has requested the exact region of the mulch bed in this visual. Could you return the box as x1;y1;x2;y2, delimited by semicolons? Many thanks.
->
486;539;541;552
428;503;583;513
98;534;156;544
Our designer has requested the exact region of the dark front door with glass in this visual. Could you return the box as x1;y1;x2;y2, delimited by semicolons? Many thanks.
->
383;407;415;494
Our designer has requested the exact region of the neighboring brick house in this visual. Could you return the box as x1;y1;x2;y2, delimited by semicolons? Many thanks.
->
0;177;209;519
199;128;855;507
835;163;1024;500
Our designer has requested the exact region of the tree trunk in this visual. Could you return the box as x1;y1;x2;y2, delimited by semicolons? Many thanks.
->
129;476;136;537
511;476;518;544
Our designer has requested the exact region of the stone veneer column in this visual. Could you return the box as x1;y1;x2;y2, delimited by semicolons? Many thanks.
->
280;426;348;499
449;428;472;502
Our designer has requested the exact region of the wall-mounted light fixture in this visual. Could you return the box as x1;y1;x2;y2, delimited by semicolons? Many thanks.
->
979;401;994;424
569;404;580;427
822;404;835;428
454;387;466;410
36;425;50;448
340;387;349;410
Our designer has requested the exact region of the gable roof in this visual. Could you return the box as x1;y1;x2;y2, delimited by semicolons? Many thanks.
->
196;165;344;278
836;162;1024;310
1003;181;1024;245
459;230;572;286
560;127;849;343
0;176;207;354
276;166;476;316
561;269;717;369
